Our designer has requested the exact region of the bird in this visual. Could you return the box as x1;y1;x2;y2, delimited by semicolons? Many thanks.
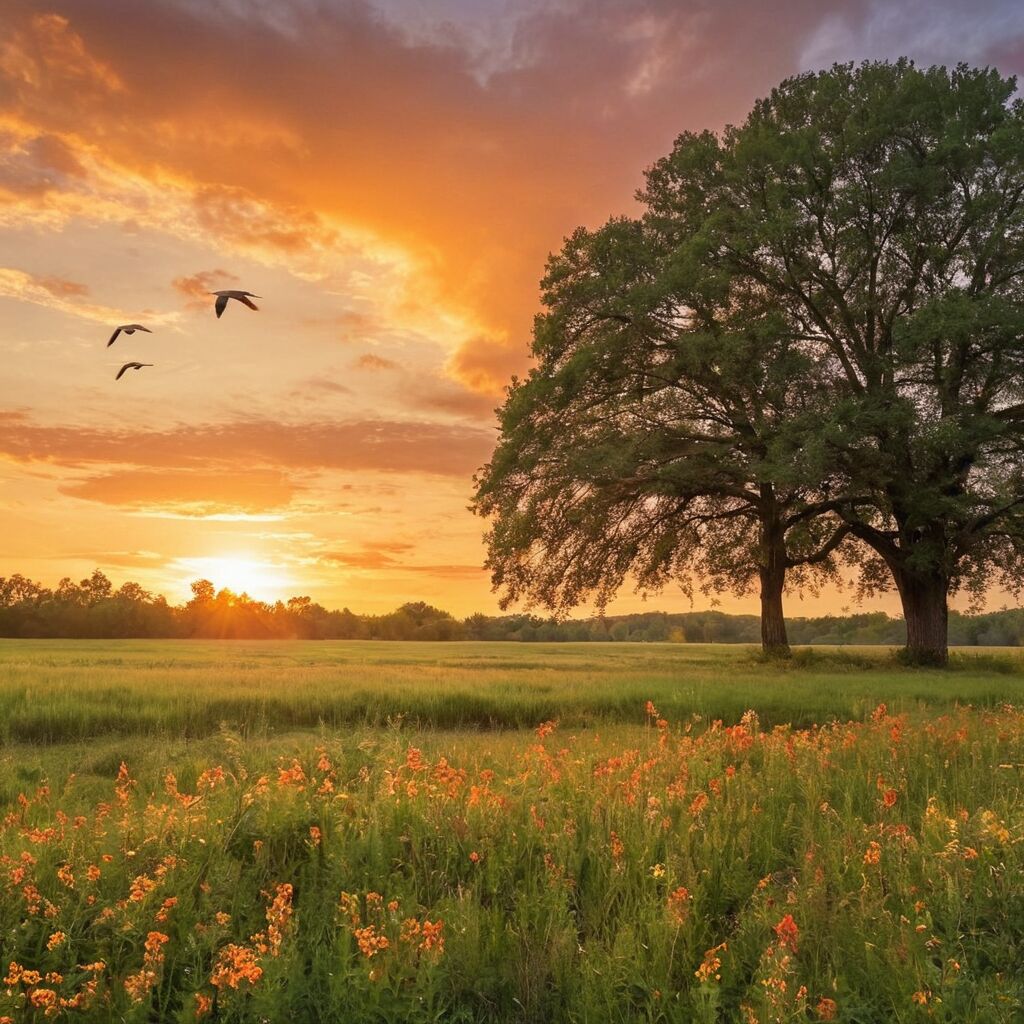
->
115;362;153;380
107;324;152;347
212;290;260;318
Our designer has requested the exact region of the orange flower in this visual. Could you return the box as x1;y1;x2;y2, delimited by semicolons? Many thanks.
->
469;851;480;863
667;886;691;925
815;996;838;1020
46;931;66;950
210;945;263;990
195;993;213;1018
882;789;899;809
695;942;727;983
28;988;57;1009
420;919;444;955
609;831;624;862
309;825;322;846
864;841;882;866
774;914;799;953
353;925;390;958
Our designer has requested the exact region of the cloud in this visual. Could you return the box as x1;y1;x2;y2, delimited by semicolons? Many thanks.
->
321;544;483;577
0;267;121;322
1;0;921;395
34;274;89;298
355;353;399;371
59;468;299;515
171;268;240;309
0;411;494;477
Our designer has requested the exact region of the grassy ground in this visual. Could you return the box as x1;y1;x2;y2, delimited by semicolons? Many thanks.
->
1;641;1023;1022
2;639;1023;742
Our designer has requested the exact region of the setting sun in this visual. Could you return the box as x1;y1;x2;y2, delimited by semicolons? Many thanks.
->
178;557;294;603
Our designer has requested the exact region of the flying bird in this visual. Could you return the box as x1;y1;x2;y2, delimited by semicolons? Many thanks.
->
212;290;260;318
107;324;152;347
115;362;153;380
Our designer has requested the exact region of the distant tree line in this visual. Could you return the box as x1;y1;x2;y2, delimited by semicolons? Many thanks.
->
1;570;1022;645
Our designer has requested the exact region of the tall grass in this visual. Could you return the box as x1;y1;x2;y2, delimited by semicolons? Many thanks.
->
1;702;1022;1021
2;640;1024;743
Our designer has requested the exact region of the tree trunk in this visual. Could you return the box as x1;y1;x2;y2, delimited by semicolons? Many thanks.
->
759;564;790;656
894;569;949;666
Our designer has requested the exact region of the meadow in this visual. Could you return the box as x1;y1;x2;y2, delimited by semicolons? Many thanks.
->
1;641;1023;1022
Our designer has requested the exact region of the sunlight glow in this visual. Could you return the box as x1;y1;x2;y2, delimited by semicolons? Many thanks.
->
177;557;295;602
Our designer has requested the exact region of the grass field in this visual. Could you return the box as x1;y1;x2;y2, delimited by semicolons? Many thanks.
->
1;641;1023;1022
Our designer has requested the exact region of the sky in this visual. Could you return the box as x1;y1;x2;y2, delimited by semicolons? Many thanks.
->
1;0;1024;616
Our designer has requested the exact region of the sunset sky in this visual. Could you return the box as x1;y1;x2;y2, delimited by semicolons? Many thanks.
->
2;0;1024;616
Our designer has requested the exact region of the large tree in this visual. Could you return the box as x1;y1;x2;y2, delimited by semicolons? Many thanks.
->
641;60;1024;663
473;217;850;654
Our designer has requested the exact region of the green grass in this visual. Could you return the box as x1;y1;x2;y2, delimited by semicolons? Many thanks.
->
2;639;1023;744
1;641;1023;1022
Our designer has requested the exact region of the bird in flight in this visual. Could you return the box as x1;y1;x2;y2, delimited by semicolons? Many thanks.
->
107;324;152;347
212;290;260;318
115;362;153;380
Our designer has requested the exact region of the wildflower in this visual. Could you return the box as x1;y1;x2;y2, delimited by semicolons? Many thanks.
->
536;721;557;740
309;825;322;846
609;831;624;862
864;841;882;866
774;914;799;953
354;926;389;958
56;863;75;888
195;993;213;1018
210;945;263;989
28;988;57;1010
815;997;838;1020
156;897;178;922
124;969;159;1003
196;766;226;791
46;931;66;950
882;789;899;809
689;792;709;817
420;919;444;955
128;874;157;902
215;912;232;926
695;942;727;983
650;863;665;879
911;990;930;1005
86;864;101;882
265;883;293;955
469;851;480;863
667;886;691;924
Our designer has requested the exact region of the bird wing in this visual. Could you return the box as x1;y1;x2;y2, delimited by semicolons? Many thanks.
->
137;325;152;333
215;294;228;318
115;363;132;380
107;327;122;347
236;294;259;311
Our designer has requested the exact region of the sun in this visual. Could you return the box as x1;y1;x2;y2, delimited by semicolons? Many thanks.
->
179;557;294;602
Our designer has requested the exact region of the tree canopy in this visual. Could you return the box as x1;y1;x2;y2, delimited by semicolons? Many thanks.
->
475;60;1024;663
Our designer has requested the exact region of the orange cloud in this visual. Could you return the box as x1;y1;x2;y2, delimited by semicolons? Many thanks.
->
0;0;892;395
0;411;493;477
0;267;123;321
355;353;398;371
59;468;299;515
171;269;240;309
